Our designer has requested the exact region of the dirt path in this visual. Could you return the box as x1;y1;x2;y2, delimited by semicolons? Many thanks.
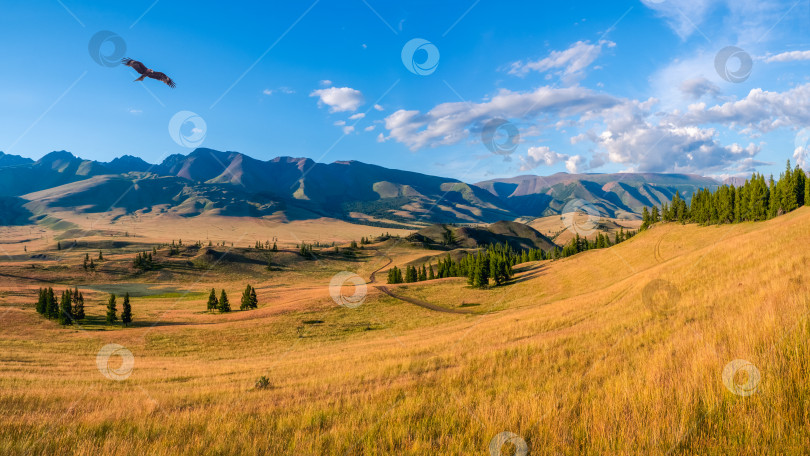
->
367;252;473;315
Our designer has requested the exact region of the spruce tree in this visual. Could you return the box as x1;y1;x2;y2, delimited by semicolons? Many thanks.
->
74;292;85;320
240;285;252;311
46;287;58;318
207;288;219;312
35;288;46;314
106;294;117;324
249;286;258;309
218;290;231;312
58;290;72;325
98;251;104;261
121;293;132;327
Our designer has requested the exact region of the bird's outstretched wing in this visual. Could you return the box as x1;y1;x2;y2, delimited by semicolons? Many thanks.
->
148;72;176;88
121;58;148;75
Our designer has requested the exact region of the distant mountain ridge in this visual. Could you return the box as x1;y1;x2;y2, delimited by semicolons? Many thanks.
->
0;148;724;227
475;173;721;219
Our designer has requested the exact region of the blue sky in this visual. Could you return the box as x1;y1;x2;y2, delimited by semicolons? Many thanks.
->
2;0;810;182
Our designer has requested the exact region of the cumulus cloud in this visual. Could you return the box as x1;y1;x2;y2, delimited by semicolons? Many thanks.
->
349;113;365;120
383;86;620;150
680;77;721;100
374;104;384;111
364;125;375;132
508;40;615;83
522;146;567;168
520;146;586;173
587;99;761;173
678;83;810;134
763;50;810;63
310;87;365;112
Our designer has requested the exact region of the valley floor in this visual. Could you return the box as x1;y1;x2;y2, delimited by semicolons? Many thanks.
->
1;209;810;454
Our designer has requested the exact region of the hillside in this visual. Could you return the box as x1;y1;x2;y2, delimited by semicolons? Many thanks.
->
1;203;808;453
406;220;556;251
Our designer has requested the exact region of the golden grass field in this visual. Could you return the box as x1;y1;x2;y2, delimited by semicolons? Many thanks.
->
1;207;809;455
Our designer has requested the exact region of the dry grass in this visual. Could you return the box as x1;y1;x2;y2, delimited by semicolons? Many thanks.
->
1;208;810;454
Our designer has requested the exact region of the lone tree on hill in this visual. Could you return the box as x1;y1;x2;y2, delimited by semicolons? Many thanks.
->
207;288;219;312
218;289;231;313
106;294;117;324
121;293;132;327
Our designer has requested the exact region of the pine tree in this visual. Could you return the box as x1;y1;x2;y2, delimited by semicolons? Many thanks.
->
98;251;104;261
74;292;85;320
121;293;132;327
35;288;45;314
218;290;230;313
240;285;252;311
249;287;258;309
106;294;117;324
58;290;72;325
46;287;58;318
207;288;218;312
57;241;61;251
428;264;435;280
89;258;95;271
83;253;89;270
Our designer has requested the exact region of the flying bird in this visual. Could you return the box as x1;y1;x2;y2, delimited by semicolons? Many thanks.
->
121;58;176;88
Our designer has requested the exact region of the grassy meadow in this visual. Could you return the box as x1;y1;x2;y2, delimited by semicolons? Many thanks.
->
1;209;809;454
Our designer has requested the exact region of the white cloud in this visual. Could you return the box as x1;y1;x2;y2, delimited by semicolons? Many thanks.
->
678;83;810;134
587;99;761;173
383;86;620;150
349;113;366;120
508;40;615;83
521;146;586;173
333;120;346;126
127;107;142;115
763;50;810;63
376;133;387;143
343;126;355;135
310;87;365;113
364;125;375;132
680;77;721;100
374;104;384;111
319;79;332;86
263;87;295;96
641;0;783;41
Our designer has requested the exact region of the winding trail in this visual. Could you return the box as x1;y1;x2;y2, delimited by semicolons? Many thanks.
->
367;252;474;315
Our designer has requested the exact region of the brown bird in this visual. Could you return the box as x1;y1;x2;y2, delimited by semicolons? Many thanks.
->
121;58;176;88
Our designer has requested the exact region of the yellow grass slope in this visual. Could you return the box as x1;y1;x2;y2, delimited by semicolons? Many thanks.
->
2;208;810;454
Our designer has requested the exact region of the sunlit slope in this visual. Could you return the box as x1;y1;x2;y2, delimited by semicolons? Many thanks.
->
2;208;810;454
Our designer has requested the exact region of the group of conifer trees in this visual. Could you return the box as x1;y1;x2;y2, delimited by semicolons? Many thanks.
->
557;230;636;258
641;160;808;228
82;252;102;271
255;240;278;251
133;251;155;270
387;264;435;284
207;285;258;313
35;287;84;325
105;293;133;326
37;287;132;327
388;242;541;288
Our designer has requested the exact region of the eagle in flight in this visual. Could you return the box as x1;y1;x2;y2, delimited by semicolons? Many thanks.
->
121;58;176;88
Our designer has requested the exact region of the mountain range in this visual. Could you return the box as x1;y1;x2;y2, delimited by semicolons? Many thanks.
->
0;148;723;227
